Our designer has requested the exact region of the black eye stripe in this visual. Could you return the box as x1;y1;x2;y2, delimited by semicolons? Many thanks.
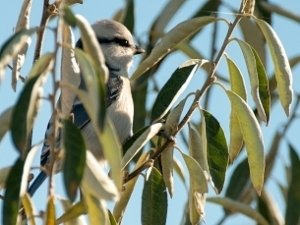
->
97;37;131;47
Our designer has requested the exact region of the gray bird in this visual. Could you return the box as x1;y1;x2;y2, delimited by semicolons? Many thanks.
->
28;19;144;196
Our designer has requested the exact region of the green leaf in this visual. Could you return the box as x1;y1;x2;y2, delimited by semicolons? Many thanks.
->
0;167;11;189
207;197;269;225
57;200;87;225
0;107;13;143
188;123;209;174
225;158;250;201
121;123;163;169
142;167;167;225
83;190;109;225
226;56;246;163
285;144;300;225
235;39;267;123
21;193;37;225
252;47;271;123
122;0;135;32
151;59;204;121
201;109;228;193
164;96;188;136
2;158;24;225
255;18;293;116
82;151;119;201
45;196;56;225
131;16;216;80
63;6;77;27
63;119;86;202
108;210;118;225
74;48;106;131
75;15;108;83
113;153;148;222
0;28;37;78
161;143;175;197
226;90;265;194
99;120;122;190
10;53;53;154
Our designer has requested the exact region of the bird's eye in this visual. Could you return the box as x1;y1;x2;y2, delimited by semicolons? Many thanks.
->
115;38;130;47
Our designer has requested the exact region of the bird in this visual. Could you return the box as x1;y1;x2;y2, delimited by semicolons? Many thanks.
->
28;19;144;196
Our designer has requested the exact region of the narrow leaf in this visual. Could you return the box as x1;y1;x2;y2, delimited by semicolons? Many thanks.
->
255;18;293;116
0;167;11;189
235;39;267;123
226;56;246;162
63;119;86;202
131;17;216;80
10;53;53;153
74;48;105;131
99;120;122;190
201;109;228;193
60;22;80;115
151;59;205;121
45;196;56;225
207;197;269;225
2;158;24;225
75;15;108;82
142;167;167;225
285;144;300;225
0;107;13;142
82;151;119;201
0;28;37;79
12;0;32;91
83;191;109;225
57;199;86;225
121;123;163;169
21;193;36;225
161;143;174;197
226;90;265;194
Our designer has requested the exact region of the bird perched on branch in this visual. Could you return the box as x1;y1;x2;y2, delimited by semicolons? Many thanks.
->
28;19;144;196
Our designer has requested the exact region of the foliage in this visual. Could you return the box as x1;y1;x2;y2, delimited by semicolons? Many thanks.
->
0;0;299;225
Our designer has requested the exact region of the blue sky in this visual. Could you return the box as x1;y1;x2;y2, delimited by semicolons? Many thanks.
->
1;1;300;225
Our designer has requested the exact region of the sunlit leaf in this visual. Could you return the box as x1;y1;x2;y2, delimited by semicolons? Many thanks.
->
82;151;119;201
201;109;228;193
63;119;86;202
188;123;209;174
121;123;163;169
226;90;265;194
45;196;56;225
83;190;109;225
21;193;36;225
161;142;175;197
10;53;53;154
113;153;149;223
12;0;32;91
3;158;24;225
63;6;77;27
60;16;80;116
131;16;216;80
142;167;167;225
74;48;105;131
226;56;246;163
0;107;13;142
151;59;206;121
207;197;269;225
57;198;86;225
285;144;300;225
99;120;122;190
255;18;293;116
0;27;37;80
235;39;267;123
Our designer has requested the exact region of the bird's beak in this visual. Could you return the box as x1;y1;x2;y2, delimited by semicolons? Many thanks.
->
134;45;145;55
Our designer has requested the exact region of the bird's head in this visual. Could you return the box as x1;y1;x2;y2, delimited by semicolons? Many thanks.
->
90;20;144;76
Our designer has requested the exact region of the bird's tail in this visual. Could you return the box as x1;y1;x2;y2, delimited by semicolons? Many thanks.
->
27;171;47;196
